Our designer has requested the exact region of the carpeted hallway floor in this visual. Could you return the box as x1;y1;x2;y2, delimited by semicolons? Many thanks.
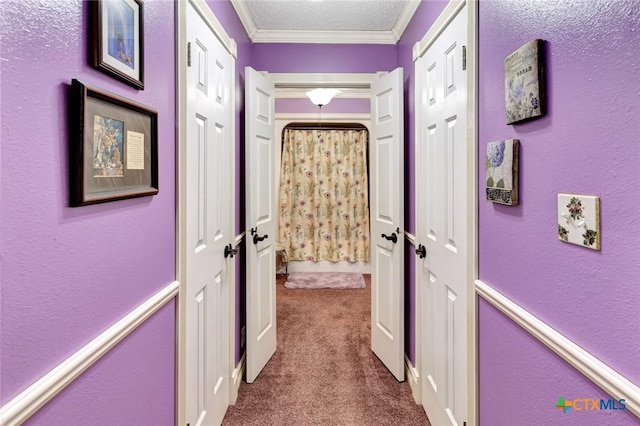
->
222;274;430;425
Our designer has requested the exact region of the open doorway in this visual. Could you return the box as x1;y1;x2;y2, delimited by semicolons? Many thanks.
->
244;68;406;386
277;123;371;276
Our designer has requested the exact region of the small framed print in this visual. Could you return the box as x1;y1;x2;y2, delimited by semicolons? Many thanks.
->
91;0;144;89
505;39;546;124
486;139;519;206
69;79;158;206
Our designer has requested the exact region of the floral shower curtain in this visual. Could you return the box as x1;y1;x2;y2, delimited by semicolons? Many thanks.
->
279;127;370;262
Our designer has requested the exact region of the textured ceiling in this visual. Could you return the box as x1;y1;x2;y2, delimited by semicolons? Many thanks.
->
243;0;408;32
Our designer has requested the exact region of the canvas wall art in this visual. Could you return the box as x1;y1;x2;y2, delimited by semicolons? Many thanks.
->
557;194;600;250
486;139;519;206
505;39;546;124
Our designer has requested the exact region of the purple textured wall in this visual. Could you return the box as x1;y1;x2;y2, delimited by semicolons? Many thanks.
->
205;0;252;366
478;0;640;424
276;98;370;114
0;0;176;423
397;0;449;365
479;299;639;425
252;43;397;73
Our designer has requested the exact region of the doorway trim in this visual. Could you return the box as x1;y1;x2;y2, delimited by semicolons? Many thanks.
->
176;1;237;424
412;0;478;424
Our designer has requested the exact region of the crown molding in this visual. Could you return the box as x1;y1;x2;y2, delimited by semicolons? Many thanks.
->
393;0;421;41
230;0;258;40
230;0;420;45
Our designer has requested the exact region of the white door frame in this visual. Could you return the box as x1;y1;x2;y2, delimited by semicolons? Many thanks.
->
176;1;238;424
413;0;478;424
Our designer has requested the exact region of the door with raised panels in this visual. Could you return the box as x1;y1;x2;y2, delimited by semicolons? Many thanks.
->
184;2;232;425
370;68;405;381
415;5;469;426
245;66;277;383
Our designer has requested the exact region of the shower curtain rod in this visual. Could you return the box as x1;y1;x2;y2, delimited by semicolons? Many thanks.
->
283;122;368;131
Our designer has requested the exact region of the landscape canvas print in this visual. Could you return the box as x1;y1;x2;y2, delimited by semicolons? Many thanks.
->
486;139;519;205
505;39;546;124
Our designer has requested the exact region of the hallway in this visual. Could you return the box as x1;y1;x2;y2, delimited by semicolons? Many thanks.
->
222;275;429;425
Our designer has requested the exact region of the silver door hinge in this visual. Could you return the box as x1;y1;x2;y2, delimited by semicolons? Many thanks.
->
187;42;192;67
462;46;467;70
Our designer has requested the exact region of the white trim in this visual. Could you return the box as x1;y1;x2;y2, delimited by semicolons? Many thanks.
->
412;0;465;62
189;0;237;58
250;29;398;44
466;3;479;425
229;0;257;41
393;0;421;41
405;355;421;404
405;232;417;246
230;352;246;405
265;72;382;89
176;3;189;423
276;113;371;122
475;280;640;418
275;87;370;99
0;281;179;426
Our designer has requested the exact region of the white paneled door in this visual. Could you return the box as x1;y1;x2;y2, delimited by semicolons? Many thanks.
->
245;66;277;383
370;68;405;381
415;5;469;426
184;2;233;425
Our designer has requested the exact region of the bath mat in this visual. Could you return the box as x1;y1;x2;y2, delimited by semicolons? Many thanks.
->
284;272;366;289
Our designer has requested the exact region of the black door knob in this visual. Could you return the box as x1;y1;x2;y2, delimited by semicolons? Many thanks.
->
224;244;238;258
381;232;398;244
253;233;269;244
415;244;426;259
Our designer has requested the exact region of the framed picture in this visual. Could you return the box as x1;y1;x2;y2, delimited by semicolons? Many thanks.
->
91;0;144;89
486;139;519;205
69;79;158;206
504;39;546;124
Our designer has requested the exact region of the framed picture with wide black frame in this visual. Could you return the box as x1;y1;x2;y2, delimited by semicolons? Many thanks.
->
90;0;144;89
69;79;158;206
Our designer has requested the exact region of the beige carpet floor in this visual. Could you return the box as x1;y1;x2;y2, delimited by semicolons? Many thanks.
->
222;274;431;425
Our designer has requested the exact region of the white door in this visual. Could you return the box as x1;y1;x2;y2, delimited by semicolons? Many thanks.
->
184;3;232;425
370;67;405;381
245;66;277;383
416;6;468;426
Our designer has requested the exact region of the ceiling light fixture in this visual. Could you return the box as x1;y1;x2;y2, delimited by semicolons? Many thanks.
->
305;88;341;108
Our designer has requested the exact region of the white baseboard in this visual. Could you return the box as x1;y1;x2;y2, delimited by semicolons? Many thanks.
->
475;279;640;419
0;281;180;426
287;260;370;274
405;355;421;404
230;352;246;405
